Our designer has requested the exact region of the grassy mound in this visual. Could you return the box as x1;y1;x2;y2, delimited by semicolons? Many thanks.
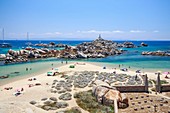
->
149;79;169;85
64;107;82;113
74;90;114;113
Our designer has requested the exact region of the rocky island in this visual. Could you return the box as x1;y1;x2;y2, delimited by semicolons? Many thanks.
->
142;50;170;56
1;35;146;64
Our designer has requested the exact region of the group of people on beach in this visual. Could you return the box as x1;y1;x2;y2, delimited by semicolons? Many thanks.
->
61;60;68;64
26;67;32;71
14;87;24;96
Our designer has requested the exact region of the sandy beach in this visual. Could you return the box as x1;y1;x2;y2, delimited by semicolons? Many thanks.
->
0;62;170;113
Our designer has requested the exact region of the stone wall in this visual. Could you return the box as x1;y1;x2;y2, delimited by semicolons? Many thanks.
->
161;85;170;92
155;74;170;93
114;86;147;93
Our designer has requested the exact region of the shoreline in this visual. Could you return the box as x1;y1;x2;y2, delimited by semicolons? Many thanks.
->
1;61;170;86
0;62;72;86
0;61;170;86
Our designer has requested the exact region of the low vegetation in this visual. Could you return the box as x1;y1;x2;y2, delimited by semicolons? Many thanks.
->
149;79;169;85
74;90;114;113
64;107;82;113
160;80;169;84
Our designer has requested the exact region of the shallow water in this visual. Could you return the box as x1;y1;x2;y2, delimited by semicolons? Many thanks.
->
0;40;170;82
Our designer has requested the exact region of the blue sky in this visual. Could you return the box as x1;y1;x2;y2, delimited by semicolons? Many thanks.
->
0;0;170;40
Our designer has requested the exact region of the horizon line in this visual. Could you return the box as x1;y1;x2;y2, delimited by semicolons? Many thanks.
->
1;39;170;41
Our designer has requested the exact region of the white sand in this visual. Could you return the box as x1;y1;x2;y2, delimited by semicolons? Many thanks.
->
0;62;169;113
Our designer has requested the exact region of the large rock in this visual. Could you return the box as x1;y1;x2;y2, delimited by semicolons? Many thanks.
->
77;51;87;58
59;93;72;100
123;42;135;48
103;89;121;106
142;50;170;56
119;93;129;108
93;85;129;108
0;54;6;59
93;86;109;103
49;97;57;101
30;100;37;105
141;42;148;47
56;102;68;108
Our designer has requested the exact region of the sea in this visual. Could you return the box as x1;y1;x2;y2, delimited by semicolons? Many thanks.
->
0;40;170;81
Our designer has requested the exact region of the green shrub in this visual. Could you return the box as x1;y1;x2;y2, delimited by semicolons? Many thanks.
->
74;90;114;113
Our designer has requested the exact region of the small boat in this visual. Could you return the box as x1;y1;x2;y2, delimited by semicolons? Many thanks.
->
0;75;9;79
25;32;33;46
0;28;12;48
0;43;12;48
25;42;33;46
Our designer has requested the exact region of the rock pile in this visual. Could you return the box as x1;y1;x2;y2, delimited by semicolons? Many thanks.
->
142;51;170;56
59;93;72;100
3;35;147;64
73;71;95;88
35;42;68;48
4;48;59;63
92;85;129;108
30;97;68;111
50;79;72;94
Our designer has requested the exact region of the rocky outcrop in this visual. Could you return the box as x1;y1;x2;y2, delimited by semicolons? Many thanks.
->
4;47;60;63
141;42;148;47
142;51;170;56
122;42;136;48
0;54;6;60
92;85;129;109
59;93;72;100
74;35;127;59
35;42;68;48
2;35;142;64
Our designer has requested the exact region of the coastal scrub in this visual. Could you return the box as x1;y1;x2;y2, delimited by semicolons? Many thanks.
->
74;90;114;113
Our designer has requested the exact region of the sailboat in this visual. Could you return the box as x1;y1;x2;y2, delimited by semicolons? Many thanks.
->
25;32;33;50
25;32;33;46
0;28;12;48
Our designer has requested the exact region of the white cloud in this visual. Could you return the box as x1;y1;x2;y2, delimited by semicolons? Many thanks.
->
77;30;124;34
112;30;124;33
130;30;146;33
43;32;62;35
55;32;62;35
153;30;159;33
29;32;62;36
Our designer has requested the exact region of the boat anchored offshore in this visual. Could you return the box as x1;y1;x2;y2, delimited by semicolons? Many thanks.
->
25;32;33;46
0;43;12;48
0;28;12;48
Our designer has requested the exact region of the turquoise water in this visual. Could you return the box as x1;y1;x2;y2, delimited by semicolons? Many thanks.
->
0;40;170;81
0;59;65;84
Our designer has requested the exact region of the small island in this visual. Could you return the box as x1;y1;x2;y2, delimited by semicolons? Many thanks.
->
142;51;170;56
1;35;148;64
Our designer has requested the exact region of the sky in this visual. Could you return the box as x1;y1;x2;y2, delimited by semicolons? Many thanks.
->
0;0;170;40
